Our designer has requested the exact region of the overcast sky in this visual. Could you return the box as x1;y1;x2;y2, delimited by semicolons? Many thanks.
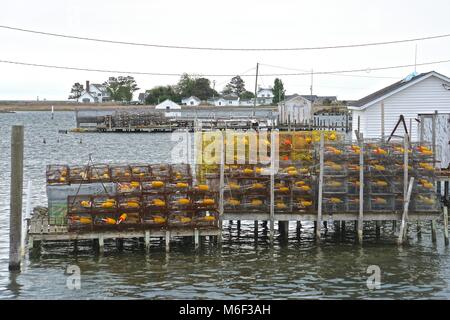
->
1;0;450;101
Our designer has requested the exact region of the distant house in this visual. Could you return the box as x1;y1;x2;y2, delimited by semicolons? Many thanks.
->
257;88;274;105
79;81;110;103
348;71;450;141
214;95;240;107
301;95;338;105
181;96;201;106
155;99;182;117
278;94;313;124
138;92;148;104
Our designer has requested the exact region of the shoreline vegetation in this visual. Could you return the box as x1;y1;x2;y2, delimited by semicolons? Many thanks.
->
0;102;278;112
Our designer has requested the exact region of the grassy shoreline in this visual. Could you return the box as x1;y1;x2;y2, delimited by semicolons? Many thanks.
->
0;103;277;112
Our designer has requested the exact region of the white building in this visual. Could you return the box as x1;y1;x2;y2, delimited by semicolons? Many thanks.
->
278;94;313;124
155;99;182;117
257;88;274;105
348;71;450;141
214;95;240;107
181;96;201;106
79;81;110;103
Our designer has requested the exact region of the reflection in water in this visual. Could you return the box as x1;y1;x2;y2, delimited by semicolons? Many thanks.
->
0;112;449;299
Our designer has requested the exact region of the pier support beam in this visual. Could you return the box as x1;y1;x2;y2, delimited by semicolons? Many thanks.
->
444;207;449;246
279;221;289;239
431;220;437;243
416;222;422;239
165;231;170;253
375;221;381;238
9;125;24;271
98;235;104;253
194;228;199;249
145;231;150;252
254;221;258;239
116;238;124;251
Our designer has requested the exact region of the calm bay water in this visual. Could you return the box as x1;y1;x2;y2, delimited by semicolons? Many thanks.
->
0;111;449;299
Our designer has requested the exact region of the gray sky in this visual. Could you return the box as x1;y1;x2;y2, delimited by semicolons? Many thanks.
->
1;0;450;101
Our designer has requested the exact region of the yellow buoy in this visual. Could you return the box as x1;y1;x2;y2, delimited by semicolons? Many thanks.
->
176;182;189;188
80;200;91;208
153;216;166;224
178;198;190;205
151;181;164;188
197;184;209;191
202;198;215;205
152;199;166;207
251;199;263;206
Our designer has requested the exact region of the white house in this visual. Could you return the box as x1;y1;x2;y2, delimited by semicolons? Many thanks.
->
181;96;201;106
348;71;450;141
155;99;182;117
278;94;313;124
79;80;110;103
257;88;274;105
214;95;240;107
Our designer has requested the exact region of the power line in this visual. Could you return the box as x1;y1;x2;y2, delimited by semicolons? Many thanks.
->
0;58;450;77
260;63;399;79
1;24;450;51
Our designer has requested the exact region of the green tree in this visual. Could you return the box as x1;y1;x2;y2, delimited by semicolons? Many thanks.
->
223;75;246;97
191;78;218;100
240;90;255;100
68;82;84;101
176;74;218;100
177;73;196;97
145;85;180;104
273;78;285;104
103;76;140;102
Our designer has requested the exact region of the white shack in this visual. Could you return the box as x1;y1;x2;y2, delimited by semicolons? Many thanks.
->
348;71;450;141
155;99;182;117
181;96;201;106
278;94;313;124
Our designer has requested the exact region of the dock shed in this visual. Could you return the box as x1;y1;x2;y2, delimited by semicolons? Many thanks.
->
348;71;450;141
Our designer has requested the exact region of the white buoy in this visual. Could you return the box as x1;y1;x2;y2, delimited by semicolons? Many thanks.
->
51;105;54;120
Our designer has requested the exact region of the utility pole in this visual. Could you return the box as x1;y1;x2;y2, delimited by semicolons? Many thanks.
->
310;69;314;125
253;63;259;117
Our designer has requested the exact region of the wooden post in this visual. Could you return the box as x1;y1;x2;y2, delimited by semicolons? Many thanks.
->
269;130;275;243
375;221;381;238
357;133;364;243
116;238;124;251
145;230;150;252
398;177;414;245
165;230;170;253
194;228;199;249
254;221;258;239
317;133;324;241
9;125;24;271
431;220;437;243
279;221;289;239
417;222;422;239
444;206;449;246
218;131;225;244
98;234;104;253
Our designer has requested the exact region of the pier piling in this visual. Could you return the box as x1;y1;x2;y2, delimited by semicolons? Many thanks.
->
444;207;449;246
431;220;437;243
9;125;24;271
165;231;170;252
